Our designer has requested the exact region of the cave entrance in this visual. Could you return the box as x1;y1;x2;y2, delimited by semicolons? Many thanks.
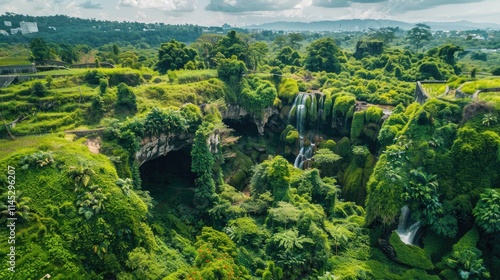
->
223;116;260;137
139;149;196;205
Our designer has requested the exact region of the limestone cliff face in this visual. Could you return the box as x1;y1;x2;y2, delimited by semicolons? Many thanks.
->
220;104;278;135
220;104;249;119
136;130;221;165
136;133;194;166
136;104;277;165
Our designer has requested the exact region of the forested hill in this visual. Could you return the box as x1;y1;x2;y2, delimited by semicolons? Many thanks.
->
0;13;206;47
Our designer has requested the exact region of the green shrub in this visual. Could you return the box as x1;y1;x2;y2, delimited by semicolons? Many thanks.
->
278;78;299;104
115;83;137;113
84;70;104;84
350;111;365;139
365;106;384;123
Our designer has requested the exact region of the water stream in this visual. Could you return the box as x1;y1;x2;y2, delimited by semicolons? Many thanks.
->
289;93;324;169
396;205;421;245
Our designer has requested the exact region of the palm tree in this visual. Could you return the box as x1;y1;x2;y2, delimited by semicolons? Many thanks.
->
482;113;497;127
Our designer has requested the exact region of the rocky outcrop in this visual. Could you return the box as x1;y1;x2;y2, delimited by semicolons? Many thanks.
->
415;81;431;104
255;107;279;135
136;133;194;166
220;104;278;135
220;104;249;119
136;129;222;166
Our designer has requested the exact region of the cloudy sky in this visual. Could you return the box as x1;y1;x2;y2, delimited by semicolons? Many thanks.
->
1;0;499;26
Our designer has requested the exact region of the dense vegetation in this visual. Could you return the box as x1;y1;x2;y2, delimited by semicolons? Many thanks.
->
1;14;500;280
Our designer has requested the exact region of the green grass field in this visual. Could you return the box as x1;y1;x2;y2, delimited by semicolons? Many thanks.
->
422;83;447;97
460;78;500;94
0;56;31;66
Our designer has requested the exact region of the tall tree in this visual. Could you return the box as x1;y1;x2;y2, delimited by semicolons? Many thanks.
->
248;41;269;71
406;23;432;52
273;35;288;50
276;46;301;67
192;34;224;68
29;38;53;61
216;30;247;63
288;33;304;50
369;27;399;44
304;37;342;73
155;39;198;74
57;43;80;64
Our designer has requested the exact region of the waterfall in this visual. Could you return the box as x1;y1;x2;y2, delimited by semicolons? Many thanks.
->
289;93;325;169
396;205;421;245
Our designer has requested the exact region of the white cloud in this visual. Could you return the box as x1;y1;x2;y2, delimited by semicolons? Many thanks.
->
118;0;196;12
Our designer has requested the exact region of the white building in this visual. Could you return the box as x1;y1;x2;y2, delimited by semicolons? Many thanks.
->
4;21;12;27
0;30;9;36
20;21;38;34
10;28;21;35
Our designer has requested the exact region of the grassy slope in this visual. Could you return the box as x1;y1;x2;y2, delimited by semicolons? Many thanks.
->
0;135;155;279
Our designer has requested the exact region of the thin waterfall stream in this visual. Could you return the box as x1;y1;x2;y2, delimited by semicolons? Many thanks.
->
289;92;325;169
396;205;421;245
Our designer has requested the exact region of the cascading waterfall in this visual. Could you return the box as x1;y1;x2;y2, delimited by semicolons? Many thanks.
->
289;93;324;169
396;205;421;245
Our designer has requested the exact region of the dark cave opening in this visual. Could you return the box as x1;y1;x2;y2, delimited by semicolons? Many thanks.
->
139;149;196;204
222;116;260;137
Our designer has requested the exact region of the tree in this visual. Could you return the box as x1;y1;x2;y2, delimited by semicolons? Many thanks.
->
155;39;198;74
217;55;247;83
191;122;219;209
193;34;224;68
273;35;288;50
288;33;304;50
305;37;342;73
57;43;80;63
276;47;301;67
216;30;248;64
406;23;432;52
437;44;463;66
99;78;108;94
115;83;137;113
240;77;277;115
492;67;500;76
471;68;477;78
482;113;498;127
143;107;187;138
248;41;269;71
112;43;120;56
29;37;53;61
369;27;399;44
31;81;48;97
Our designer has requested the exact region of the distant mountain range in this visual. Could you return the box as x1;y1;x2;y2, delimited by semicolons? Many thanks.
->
245;19;500;32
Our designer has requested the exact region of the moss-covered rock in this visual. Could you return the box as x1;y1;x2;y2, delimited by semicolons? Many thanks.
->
389;231;434;270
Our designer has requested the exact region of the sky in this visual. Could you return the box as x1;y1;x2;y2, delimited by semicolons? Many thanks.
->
1;0;499;27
